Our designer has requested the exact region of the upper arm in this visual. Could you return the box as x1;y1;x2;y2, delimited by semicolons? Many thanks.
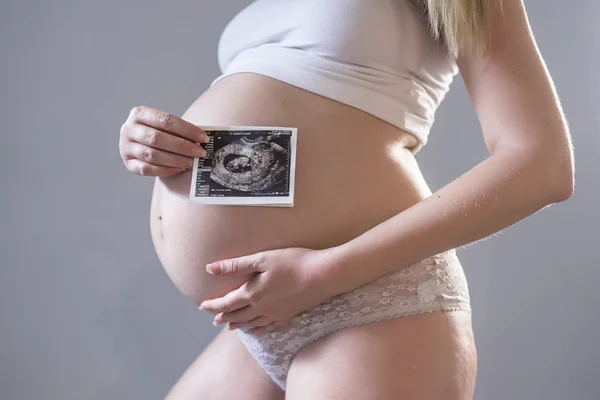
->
457;0;572;158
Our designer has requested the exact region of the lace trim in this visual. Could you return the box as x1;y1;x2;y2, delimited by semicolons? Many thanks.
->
236;250;471;390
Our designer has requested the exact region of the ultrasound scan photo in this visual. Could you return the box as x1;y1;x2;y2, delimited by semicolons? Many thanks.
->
189;127;297;206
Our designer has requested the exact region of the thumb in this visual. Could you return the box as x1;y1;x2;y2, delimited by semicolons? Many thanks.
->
206;253;263;276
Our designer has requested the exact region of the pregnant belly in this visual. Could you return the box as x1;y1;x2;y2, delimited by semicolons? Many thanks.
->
150;73;433;306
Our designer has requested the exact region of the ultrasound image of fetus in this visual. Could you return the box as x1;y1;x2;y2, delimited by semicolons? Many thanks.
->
210;135;288;192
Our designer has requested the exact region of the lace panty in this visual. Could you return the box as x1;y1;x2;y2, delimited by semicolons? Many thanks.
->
236;249;471;390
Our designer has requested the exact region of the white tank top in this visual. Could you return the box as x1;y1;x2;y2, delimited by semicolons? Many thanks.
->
212;0;459;153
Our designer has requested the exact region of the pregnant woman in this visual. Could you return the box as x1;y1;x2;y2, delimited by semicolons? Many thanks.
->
118;0;574;398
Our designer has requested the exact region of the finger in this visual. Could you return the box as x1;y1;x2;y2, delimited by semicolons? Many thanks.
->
215;306;261;325
199;284;251;313
127;124;207;158
124;159;185;177
128;142;195;170
206;252;265;276
251;321;283;335
228;316;274;330
128;106;209;143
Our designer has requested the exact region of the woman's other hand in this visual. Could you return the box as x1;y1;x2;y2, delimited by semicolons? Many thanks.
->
119;106;209;177
199;247;339;335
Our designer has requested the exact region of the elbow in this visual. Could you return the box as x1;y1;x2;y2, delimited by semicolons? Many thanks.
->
542;147;575;203
510;139;575;204
550;176;574;203
496;126;575;204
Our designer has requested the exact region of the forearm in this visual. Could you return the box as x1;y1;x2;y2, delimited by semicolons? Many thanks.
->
321;145;573;296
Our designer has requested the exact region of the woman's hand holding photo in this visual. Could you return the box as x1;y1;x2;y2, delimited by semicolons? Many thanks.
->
119;106;209;177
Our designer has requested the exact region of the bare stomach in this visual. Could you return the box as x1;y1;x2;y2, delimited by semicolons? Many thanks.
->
150;73;434;306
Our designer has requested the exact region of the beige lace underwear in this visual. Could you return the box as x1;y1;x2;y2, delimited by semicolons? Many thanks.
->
236;249;471;390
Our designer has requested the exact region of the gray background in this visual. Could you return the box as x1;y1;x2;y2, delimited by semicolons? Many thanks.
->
1;1;598;399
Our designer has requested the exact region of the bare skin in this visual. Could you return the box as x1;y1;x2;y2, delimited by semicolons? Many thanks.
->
164;327;286;400
149;73;432;308
164;311;476;400
118;0;572;397
149;73;476;399
287;311;476;399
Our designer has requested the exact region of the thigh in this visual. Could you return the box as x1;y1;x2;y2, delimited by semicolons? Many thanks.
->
164;326;285;400
285;311;477;400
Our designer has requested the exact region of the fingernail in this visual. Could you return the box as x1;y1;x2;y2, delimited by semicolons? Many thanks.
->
206;263;220;275
204;134;211;143
192;147;205;158
200;300;212;309
213;320;220;326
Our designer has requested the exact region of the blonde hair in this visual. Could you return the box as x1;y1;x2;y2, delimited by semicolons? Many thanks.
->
411;0;493;58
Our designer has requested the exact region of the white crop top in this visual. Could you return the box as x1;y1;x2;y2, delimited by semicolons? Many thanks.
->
212;0;459;153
